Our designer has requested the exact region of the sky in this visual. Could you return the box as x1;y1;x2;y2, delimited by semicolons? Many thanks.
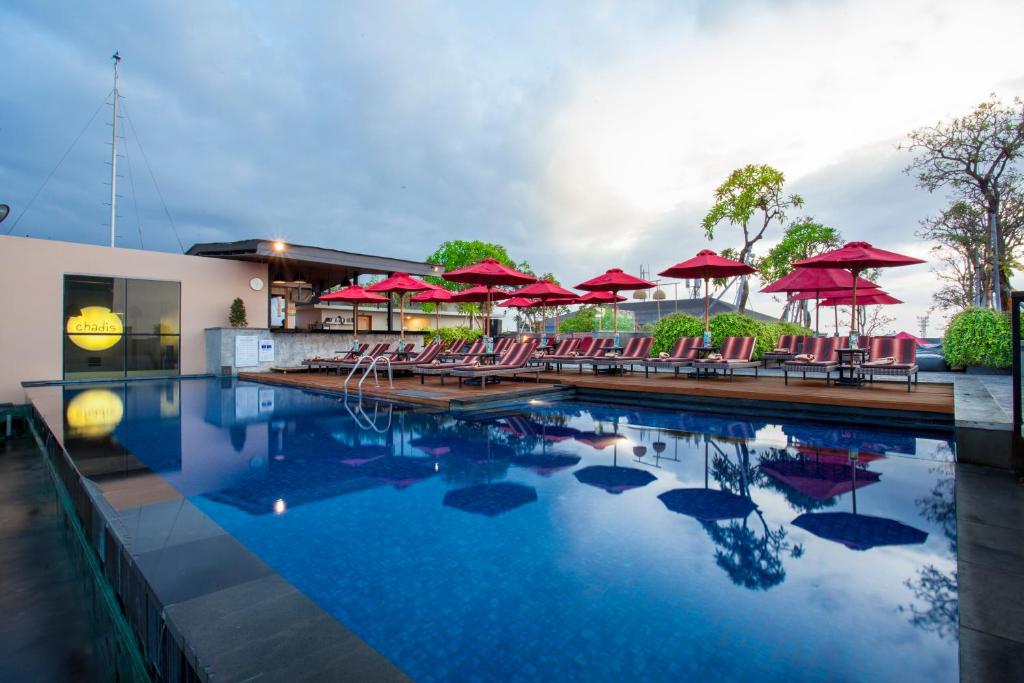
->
3;0;1023;335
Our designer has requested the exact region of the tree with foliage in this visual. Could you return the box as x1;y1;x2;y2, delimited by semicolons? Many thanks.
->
918;186;1024;311
228;297;247;327
757;218;843;325
424;240;531;329
903;95;1024;310
702;164;804;313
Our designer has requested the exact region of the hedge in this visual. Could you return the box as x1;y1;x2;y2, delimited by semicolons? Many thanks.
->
425;326;483;345
651;312;812;360
943;308;1011;369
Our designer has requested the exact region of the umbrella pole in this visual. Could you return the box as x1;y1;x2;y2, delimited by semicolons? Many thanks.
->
814;289;820;335
435;304;440;335
850;269;859;340
485;287;491;338
399;294;405;339
704;278;710;333
353;302;359;343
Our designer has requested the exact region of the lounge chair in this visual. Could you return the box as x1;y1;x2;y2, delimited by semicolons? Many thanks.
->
493;337;514;356
692;336;759;379
386;342;416;360
762;335;801;368
324;342;392;371
530;337;580;371
782;336;839;385
858;337;919;391
302;342;368;372
589;336;653;373
383;342;445;374
451;340;541;388
413;340;486;384
640;336;702;378
550;338;614;373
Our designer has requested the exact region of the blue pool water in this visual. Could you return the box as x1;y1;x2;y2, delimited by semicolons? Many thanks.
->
62;379;957;681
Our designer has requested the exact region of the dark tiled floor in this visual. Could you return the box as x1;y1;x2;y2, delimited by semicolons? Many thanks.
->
957;463;1024;682
0;435;116;681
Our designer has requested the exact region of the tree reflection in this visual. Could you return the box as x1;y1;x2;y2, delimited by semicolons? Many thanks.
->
700;440;801;591
900;466;958;640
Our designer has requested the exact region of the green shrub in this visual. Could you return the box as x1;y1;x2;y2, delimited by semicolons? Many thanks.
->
650;313;704;355
229;298;247;327
943;308;1011;368
559;307;598;333
425;326;483;345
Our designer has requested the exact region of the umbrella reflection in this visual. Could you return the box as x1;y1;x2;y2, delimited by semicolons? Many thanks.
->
443;482;538;516
791;454;928;551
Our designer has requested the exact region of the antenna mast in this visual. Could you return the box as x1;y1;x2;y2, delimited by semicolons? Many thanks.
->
109;51;121;247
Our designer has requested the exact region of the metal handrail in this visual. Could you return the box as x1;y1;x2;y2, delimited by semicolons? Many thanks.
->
343;354;375;393
342;395;394;433
358;355;394;393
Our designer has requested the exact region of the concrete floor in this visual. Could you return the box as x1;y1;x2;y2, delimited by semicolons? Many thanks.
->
0;435;121;682
957;463;1024;681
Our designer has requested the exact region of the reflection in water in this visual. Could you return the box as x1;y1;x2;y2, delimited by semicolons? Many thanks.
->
900;467;958;640
55;380;960;682
443;482;538;516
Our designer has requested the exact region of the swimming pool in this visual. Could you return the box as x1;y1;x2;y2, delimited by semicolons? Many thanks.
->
60;378;957;681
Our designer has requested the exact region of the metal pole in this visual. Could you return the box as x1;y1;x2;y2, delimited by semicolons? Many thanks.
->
109;52;121;247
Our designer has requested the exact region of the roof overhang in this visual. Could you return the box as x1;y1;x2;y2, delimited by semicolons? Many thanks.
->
187;239;441;278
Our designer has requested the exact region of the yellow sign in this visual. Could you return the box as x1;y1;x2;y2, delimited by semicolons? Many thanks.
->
65;389;124;437
66;306;123;351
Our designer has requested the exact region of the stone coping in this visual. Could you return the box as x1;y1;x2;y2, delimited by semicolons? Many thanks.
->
25;384;408;683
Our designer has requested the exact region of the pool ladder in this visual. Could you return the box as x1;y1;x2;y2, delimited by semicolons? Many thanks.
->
342;395;393;433
343;354;394;395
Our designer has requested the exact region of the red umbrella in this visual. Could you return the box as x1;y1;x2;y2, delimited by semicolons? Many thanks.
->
818;292;903;306
366;272;431;338
761;268;879;335
449;285;513;303
789;285;880;301
575;291;626;333
659;250;756;335
576;269;655;334
499;296;538;308
443;258;535;337
895;331;929;346
410;284;452;332
793;242;924;338
511;280;577;339
319;285;388;341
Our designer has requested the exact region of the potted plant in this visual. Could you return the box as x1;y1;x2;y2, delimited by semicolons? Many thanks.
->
942;308;1011;374
229;298;248;328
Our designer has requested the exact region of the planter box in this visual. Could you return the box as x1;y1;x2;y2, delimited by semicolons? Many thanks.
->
965;365;1011;375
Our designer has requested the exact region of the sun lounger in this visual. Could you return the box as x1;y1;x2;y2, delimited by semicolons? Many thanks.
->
413;340;486;383
762;334;801;368
323;342;392;371
493;337;514;356
302;342;369;371
530;338;580;369
641;336;702;378
549;338;613;373
451;340;541;388
782;336;839;384
692;336;759;379
589;337;653;373
380;342;445;374
857;337;919;391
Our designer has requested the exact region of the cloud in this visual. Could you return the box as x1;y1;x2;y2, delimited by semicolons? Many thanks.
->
1;0;1022;334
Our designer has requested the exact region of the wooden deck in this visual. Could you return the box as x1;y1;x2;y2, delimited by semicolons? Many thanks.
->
241;367;953;415
238;371;570;410
536;371;953;414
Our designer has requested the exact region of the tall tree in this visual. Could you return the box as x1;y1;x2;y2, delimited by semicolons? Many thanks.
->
918;186;1024;311
757;218;843;324
903;95;1024;310
424;240;532;329
702;164;803;312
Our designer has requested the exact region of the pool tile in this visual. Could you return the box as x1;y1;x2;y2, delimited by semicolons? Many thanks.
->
113;498;227;557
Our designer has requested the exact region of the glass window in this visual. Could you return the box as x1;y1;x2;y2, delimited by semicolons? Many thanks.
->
126;278;180;335
64;276;180;380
